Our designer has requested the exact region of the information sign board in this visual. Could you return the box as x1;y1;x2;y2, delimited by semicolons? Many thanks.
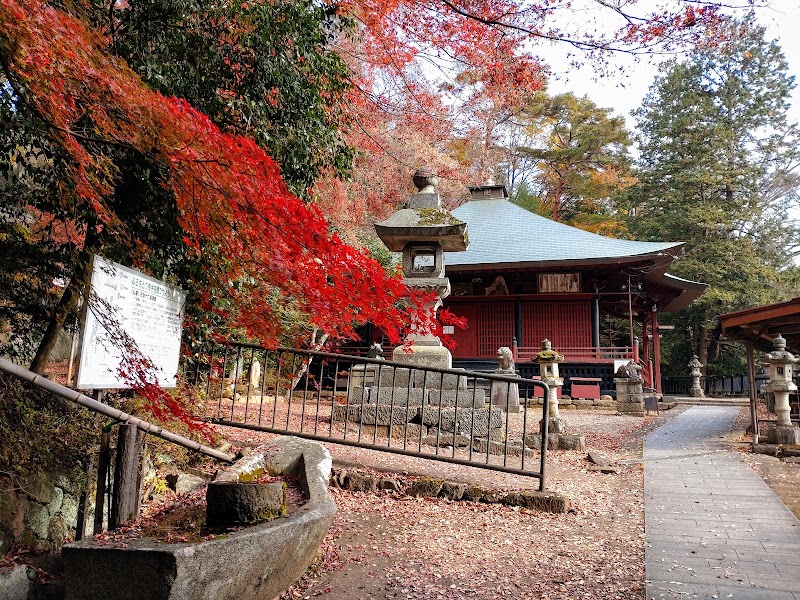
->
76;255;186;389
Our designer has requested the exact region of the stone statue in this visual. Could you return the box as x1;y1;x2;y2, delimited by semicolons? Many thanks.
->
496;347;515;372
492;347;520;412
366;342;384;360
615;360;643;383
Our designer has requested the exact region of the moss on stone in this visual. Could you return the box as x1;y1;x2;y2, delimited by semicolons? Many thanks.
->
414;208;462;226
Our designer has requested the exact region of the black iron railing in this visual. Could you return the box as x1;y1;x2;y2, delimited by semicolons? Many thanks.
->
190;342;552;490
661;373;770;396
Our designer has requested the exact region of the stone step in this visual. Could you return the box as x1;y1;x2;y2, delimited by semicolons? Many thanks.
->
378;367;469;390
348;387;427;406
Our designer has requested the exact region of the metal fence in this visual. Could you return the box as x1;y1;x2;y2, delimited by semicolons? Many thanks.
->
189;342;552;490
661;373;771;396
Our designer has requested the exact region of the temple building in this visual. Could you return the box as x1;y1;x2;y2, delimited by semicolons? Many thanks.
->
440;184;707;396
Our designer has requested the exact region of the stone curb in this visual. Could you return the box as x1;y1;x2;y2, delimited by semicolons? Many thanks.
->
330;468;570;514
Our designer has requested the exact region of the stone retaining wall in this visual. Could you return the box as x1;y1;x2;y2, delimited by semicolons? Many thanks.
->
0;470;86;556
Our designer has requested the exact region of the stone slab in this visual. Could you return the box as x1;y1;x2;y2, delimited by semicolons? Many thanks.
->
419;406;503;436
348;387;426;406
427;389;485;408
354;423;427;440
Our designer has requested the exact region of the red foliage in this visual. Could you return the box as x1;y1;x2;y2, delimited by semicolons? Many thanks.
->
0;0;436;347
0;0;442;429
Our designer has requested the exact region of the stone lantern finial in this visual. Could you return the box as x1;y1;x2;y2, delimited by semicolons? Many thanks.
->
412;167;438;194
774;333;787;351
688;355;703;369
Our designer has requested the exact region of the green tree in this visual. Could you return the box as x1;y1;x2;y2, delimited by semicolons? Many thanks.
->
514;92;634;235
626;22;800;373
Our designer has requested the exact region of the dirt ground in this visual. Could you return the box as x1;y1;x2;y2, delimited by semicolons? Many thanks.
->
219;403;800;600
725;405;800;520
220;409;683;600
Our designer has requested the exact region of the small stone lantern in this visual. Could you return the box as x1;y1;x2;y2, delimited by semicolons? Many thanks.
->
532;339;565;431
688;355;704;398
763;334;800;444
374;168;469;369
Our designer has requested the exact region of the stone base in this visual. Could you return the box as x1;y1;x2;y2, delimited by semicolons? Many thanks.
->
392;343;452;370
378;368;468;390
769;425;800;445
617;401;645;416
490;380;521;413
205;481;286;527
540;417;567;434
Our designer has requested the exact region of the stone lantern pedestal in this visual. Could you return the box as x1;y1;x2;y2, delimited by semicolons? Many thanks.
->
763;334;800;445
688;355;705;398
490;346;521;413
614;361;645;417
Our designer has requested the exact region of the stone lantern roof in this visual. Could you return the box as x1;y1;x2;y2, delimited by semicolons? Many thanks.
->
374;169;469;252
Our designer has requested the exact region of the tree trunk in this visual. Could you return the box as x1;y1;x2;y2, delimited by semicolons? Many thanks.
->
698;325;709;375
290;329;329;392
552;176;563;221
29;225;99;374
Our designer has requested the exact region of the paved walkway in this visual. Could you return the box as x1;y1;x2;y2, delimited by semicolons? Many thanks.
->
645;406;800;599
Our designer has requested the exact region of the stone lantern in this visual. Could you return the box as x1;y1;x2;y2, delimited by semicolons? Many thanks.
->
374;168;468;369
688;355;704;398
763;334;800;444
532;339;565;431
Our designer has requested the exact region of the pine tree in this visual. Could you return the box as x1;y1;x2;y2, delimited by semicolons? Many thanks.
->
627;22;800;372
514;93;634;235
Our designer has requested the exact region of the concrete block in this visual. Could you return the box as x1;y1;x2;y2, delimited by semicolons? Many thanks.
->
63;436;335;600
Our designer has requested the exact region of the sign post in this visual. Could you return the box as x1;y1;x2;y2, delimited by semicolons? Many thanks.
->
75;255;186;530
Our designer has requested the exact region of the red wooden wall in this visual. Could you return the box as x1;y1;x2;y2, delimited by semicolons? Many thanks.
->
449;300;591;358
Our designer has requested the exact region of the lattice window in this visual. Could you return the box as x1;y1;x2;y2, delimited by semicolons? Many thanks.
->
556;302;591;348
522;302;590;349
478;303;514;357
522;303;554;348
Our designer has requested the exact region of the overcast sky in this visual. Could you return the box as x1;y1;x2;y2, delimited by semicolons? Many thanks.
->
537;0;800;129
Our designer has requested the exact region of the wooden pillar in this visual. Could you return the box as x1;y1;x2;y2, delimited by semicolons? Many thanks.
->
591;297;600;351
651;308;662;395
514;298;523;349
746;342;760;445
109;423;144;529
93;426;111;535
641;318;650;364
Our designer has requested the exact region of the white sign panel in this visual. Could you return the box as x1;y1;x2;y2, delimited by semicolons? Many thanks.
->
76;255;186;389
